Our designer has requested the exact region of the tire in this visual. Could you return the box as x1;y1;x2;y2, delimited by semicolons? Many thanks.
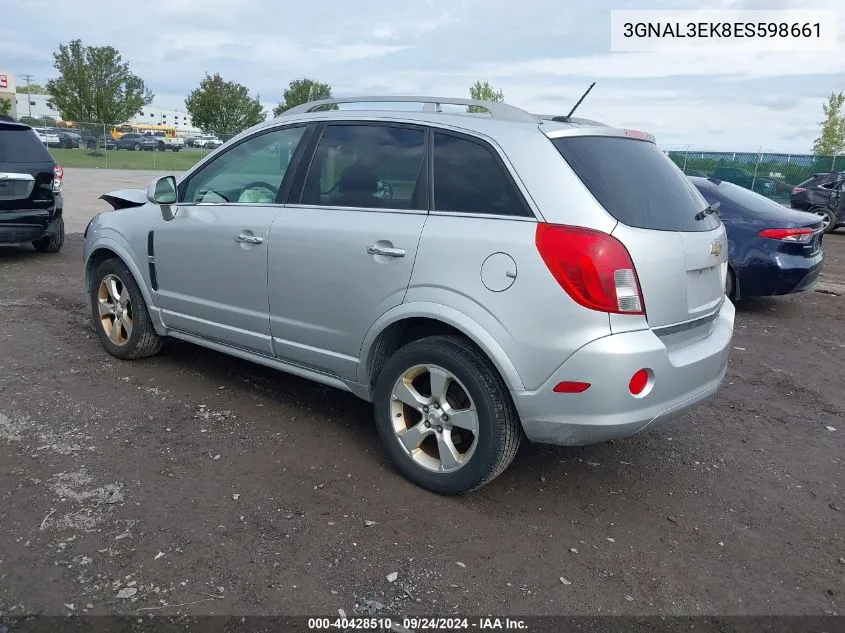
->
809;206;836;234
133;143;141;151
32;216;65;253
89;258;164;360
725;266;736;301
373;335;522;495
172;147;180;152
87;140;95;150
158;141;166;151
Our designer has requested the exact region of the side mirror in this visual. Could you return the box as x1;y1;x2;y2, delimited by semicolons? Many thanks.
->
147;175;178;220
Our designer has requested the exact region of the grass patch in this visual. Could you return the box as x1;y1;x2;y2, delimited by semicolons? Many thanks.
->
49;147;209;171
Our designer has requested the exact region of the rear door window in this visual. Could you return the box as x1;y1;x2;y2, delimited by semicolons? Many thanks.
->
432;132;531;217
552;136;720;232
0;125;53;163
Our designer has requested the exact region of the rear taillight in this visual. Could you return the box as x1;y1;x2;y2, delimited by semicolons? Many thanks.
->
758;227;814;243
52;164;64;193
791;187;806;194
535;223;645;315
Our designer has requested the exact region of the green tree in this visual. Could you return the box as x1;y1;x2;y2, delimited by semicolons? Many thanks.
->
17;83;47;94
0;98;11;117
184;73;266;136
46;39;153;124
468;80;505;112
273;78;334;116
812;92;845;156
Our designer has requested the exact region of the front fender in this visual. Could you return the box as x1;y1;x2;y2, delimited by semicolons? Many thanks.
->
84;232;158;322
356;302;525;392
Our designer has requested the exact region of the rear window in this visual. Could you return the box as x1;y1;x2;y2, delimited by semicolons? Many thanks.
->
697;179;793;215
0;126;54;163
552;136;720;232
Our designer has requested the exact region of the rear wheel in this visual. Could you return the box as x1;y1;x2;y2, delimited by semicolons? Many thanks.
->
373;335;521;494
172;147;180;152
133;143;141;151
89;258;163;360
810;206;836;233
32;217;64;253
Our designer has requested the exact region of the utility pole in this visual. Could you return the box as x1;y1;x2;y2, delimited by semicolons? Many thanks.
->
21;73;34;118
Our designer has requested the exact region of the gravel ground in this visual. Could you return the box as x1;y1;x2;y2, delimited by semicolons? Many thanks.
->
0;170;843;623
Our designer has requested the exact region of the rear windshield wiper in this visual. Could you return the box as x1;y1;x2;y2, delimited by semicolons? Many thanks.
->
695;201;720;221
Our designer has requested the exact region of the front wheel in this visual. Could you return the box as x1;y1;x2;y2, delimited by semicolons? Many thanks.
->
133;143;141;151
89;258;164;360
373;335;521;495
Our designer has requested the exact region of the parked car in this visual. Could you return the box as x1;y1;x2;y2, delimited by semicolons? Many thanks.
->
689;177;824;301
100;137;118;151
142;131;184;152
56;127;98;150
114;133;158;151
0;119;65;252
33;127;61;148
44;127;81;149
790;171;844;233
83;95;735;494
194;134;223;149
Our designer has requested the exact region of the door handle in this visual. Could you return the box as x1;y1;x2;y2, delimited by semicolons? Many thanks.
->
366;245;405;258
235;233;263;244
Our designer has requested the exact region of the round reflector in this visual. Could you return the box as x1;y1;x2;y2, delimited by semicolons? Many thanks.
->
629;369;649;395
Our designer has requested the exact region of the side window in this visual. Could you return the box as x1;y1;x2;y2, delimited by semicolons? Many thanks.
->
432;132;530;217
182;126;307;204
299;124;426;210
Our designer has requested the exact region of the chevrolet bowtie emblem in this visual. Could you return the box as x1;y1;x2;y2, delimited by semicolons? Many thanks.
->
709;240;722;256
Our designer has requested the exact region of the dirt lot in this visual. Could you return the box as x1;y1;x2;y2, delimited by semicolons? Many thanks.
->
0;169;843;623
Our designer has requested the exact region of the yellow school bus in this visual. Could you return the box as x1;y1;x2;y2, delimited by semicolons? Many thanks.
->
111;123;179;139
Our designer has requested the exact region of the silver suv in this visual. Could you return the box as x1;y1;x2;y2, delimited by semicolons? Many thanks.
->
83;96;735;494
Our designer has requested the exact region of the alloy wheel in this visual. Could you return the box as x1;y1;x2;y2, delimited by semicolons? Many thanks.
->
97;274;133;346
389;364;479;473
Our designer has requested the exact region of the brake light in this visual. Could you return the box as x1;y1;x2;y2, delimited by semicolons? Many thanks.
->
535;223;645;315
791;187;806;194
52;164;64;193
757;227;814;243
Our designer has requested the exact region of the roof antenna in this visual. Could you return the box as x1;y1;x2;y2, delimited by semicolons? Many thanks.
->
554;82;596;123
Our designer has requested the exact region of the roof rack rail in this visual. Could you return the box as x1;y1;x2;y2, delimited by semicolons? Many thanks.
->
280;96;539;122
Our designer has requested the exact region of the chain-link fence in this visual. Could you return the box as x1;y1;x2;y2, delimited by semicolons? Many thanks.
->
663;145;841;203
17;116;222;171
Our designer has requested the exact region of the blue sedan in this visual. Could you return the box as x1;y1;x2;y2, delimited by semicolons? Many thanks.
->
689;177;825;301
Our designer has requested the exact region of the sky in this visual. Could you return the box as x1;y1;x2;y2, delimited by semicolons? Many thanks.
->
1;0;843;153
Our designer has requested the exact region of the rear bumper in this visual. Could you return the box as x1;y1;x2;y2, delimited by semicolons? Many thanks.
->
0;204;62;244
513;299;735;446
738;252;823;298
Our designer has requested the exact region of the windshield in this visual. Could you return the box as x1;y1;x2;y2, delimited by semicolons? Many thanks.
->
552;135;721;232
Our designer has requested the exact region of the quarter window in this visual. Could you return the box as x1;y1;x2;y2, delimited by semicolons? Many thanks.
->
182;126;307;204
299;123;426;210
432;132;530;217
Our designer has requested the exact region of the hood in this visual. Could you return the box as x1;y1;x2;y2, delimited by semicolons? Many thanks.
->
100;188;149;210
